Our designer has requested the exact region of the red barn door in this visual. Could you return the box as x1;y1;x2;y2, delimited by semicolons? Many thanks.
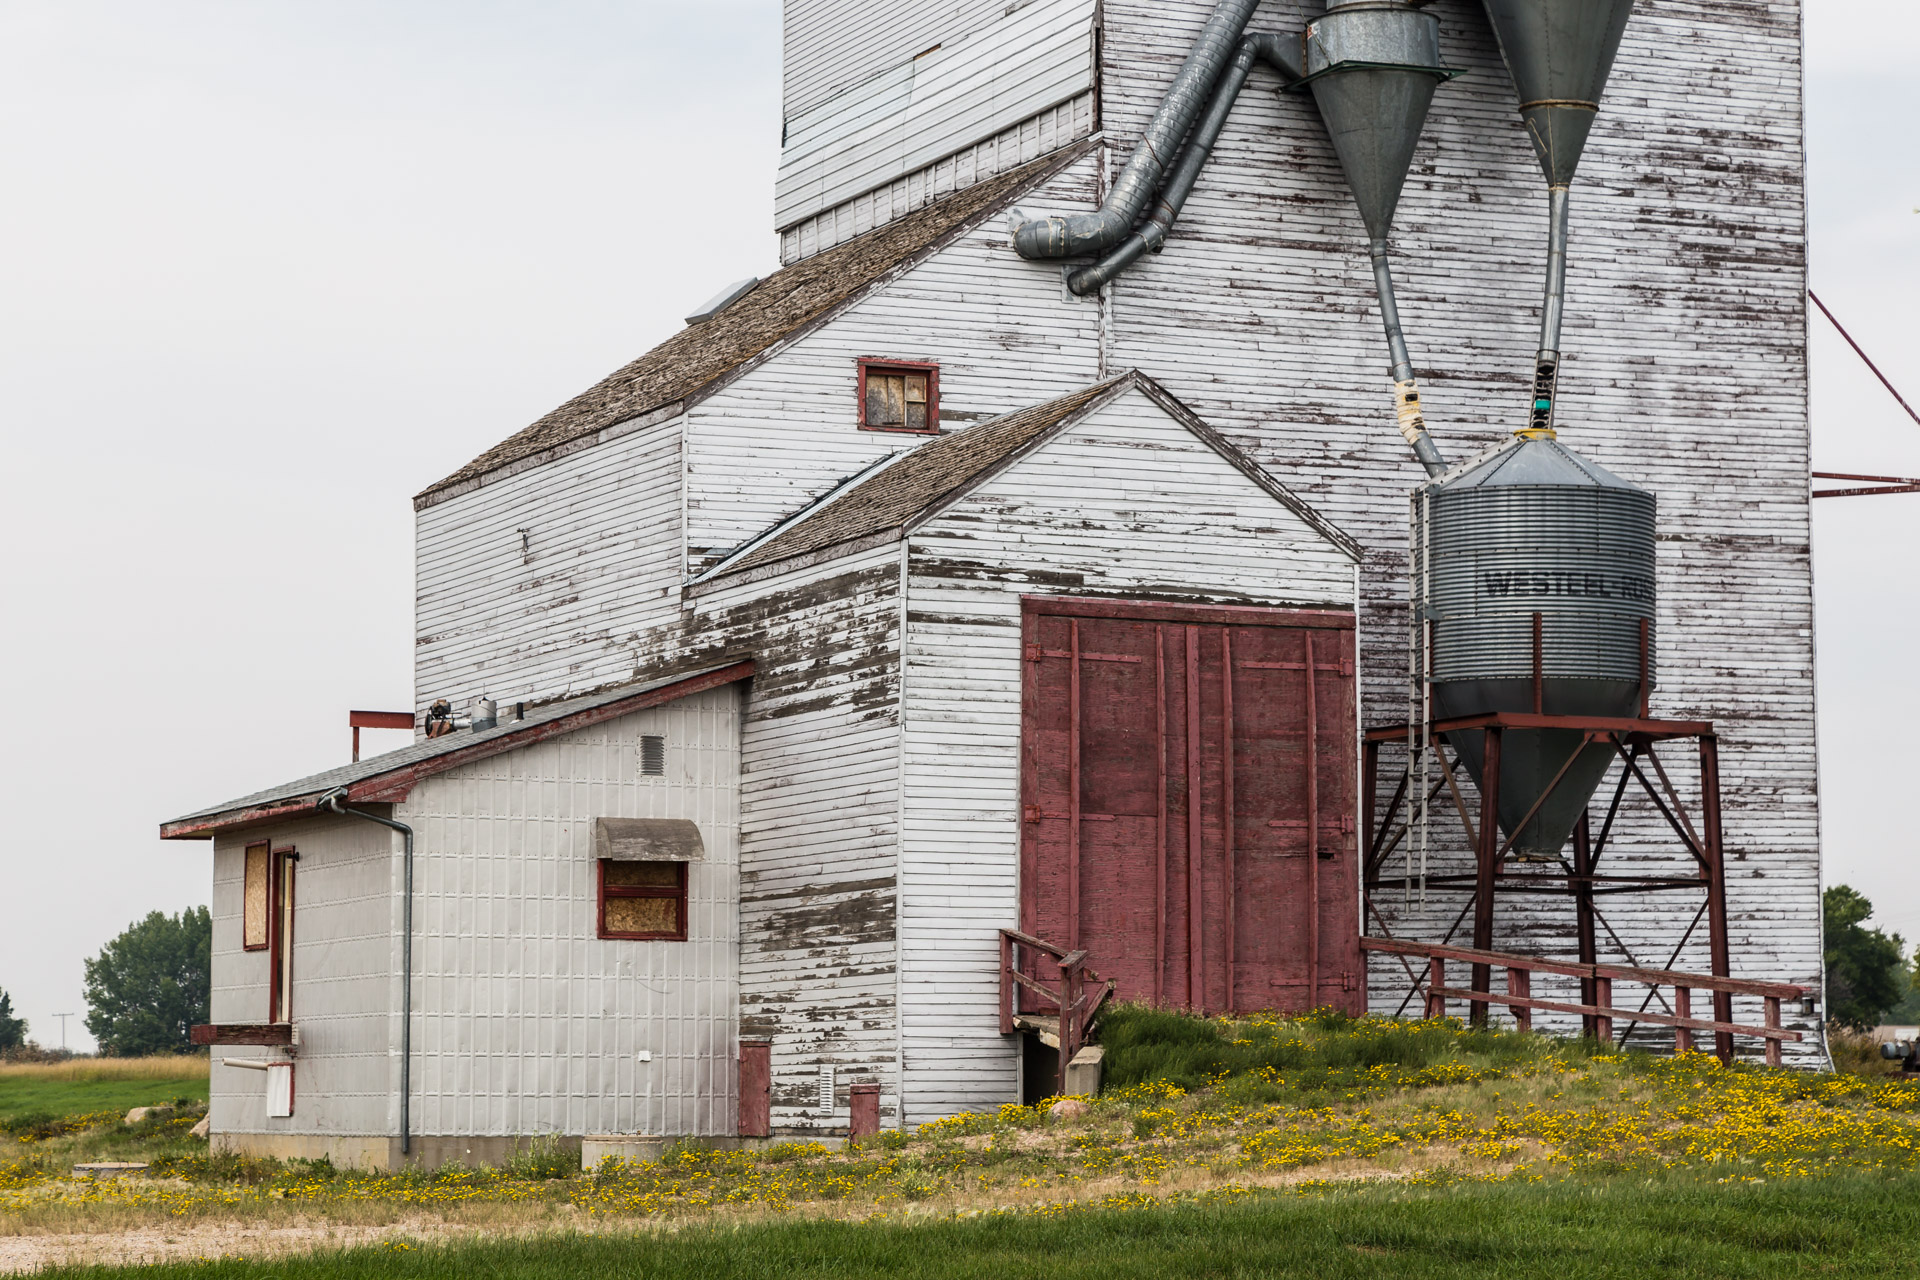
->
1020;597;1361;1015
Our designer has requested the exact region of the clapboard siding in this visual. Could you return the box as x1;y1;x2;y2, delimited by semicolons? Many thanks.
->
694;550;906;1130
414;414;685;718
1082;0;1816;1056
687;155;1105;573
898;385;1358;1118
781;93;1096;265
784;0;1015;120
776;0;1097;229
400;690;742;1139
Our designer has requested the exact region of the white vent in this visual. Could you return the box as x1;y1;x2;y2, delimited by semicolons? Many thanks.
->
818;1064;835;1112
640;735;666;777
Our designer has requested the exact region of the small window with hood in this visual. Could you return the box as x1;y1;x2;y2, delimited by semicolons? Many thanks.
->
858;359;939;433
598;860;688;941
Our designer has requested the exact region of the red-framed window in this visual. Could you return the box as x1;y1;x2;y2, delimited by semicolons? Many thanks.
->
243;842;270;951
856;358;939;433
268;846;297;1024
597;859;689;941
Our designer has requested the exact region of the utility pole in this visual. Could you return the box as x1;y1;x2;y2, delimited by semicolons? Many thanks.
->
52;1013;72;1052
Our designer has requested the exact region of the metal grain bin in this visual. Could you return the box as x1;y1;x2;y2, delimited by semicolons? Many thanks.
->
1416;436;1656;856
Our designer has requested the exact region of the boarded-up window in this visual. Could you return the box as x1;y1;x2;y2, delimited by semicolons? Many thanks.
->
598;859;688;941
243;843;270;951
858;359;938;432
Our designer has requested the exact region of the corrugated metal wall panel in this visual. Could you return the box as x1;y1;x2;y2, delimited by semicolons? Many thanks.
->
400;687;741;1139
898;387;1358;1119
776;0;1097;229
209;815;397;1139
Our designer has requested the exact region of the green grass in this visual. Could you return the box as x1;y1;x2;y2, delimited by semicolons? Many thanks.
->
1099;1003;1567;1101
0;1060;208;1123
35;1172;1920;1279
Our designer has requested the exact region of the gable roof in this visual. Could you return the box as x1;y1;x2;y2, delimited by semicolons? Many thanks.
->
417;144;1095;507
692;371;1364;591
160;663;754;840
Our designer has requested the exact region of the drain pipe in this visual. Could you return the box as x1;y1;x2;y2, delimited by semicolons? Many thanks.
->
1372;242;1447;475
319;788;414;1158
1067;34;1303;296
1013;0;1263;260
1527;186;1571;435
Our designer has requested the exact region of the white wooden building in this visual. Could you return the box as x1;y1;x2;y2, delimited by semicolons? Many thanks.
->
165;0;1820;1165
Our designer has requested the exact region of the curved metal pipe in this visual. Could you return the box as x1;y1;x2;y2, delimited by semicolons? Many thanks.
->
1067;35;1303;296
1013;0;1264;260
1526;185;1572;436
319;789;414;1159
1370;239;1446;475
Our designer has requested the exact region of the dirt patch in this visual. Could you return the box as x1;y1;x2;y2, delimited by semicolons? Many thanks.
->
0;1218;481;1274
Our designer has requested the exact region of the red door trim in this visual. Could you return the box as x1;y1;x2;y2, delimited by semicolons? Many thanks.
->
1154;626;1168;1009
1067;620;1082;952
1185;625;1204;1012
1222;629;1236;1015
1306;631;1321;1008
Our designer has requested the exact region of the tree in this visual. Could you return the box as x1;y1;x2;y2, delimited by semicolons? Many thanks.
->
0;988;26;1049
1824;885;1906;1032
83;907;211;1056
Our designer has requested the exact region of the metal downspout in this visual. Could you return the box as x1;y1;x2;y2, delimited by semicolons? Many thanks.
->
1067;35;1303;296
1370;241;1446;475
320;790;414;1159
1012;0;1264;260
1528;185;1572;435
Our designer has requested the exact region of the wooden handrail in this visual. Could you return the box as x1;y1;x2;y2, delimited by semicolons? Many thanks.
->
1362;937;1805;1066
999;929;1112;1095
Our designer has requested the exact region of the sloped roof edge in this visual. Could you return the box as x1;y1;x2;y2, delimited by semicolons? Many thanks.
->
688;371;1365;595
415;141;1099;510
160;662;755;840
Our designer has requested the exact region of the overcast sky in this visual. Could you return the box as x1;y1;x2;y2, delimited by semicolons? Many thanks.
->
0;2;1913;1052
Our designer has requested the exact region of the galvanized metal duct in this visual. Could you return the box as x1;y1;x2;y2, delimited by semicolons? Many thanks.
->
1040;0;1456;476
1480;0;1635;435
1065;34;1302;296
1012;0;1264;260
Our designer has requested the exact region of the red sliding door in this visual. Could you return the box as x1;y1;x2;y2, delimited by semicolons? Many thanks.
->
1020;596;1361;1015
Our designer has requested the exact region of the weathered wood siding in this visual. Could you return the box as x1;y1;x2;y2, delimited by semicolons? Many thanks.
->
687;155;1106;575
394;689;743;1139
689;550;906;1131
898;385;1358;1118
781;92;1096;266
209;814;399;1139
783;0;1039;120
1081;0;1816;1053
777;0;1098;231
414;415;685;720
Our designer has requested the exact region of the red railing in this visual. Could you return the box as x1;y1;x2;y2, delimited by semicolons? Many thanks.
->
999;928;1115;1093
1361;937;1806;1066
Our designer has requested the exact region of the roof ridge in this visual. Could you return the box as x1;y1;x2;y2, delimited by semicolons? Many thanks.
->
416;141;1099;508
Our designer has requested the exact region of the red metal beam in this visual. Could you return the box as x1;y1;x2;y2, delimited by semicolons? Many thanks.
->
191;1023;293;1046
161;662;756;839
1367;712;1712;743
